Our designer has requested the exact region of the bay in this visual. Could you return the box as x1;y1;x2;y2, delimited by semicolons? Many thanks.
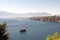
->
0;19;60;40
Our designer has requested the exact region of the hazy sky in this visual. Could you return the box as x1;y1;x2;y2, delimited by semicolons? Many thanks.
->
0;0;60;15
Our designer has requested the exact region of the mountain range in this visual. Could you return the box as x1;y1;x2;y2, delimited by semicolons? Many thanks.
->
0;11;52;19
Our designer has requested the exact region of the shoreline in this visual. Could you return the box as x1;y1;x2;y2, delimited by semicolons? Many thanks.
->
29;16;60;23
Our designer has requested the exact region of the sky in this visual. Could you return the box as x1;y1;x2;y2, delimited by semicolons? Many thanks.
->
0;0;60;15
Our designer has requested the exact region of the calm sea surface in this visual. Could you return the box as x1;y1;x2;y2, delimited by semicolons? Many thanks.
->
0;19;60;40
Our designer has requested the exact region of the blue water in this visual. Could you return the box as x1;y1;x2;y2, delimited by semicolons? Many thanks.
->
0;19;60;40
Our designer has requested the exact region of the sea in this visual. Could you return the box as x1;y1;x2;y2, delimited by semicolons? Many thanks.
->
0;19;60;40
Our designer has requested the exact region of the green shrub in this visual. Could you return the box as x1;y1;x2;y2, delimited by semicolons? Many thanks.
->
46;32;60;40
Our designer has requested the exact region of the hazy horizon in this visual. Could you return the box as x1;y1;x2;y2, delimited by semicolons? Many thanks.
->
0;0;60;15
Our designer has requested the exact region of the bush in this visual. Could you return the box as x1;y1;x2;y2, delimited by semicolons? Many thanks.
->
46;32;60;40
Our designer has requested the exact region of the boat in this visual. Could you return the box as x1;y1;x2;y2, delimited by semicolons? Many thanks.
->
20;28;26;32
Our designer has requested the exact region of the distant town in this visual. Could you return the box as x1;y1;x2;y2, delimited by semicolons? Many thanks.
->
30;15;60;22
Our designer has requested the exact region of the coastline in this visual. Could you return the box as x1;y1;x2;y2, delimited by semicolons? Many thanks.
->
29;16;60;23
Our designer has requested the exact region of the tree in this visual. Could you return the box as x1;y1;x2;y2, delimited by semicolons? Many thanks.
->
0;22;9;40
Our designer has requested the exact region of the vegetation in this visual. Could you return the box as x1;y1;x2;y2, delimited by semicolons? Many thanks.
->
0;22;9;40
46;32;60;40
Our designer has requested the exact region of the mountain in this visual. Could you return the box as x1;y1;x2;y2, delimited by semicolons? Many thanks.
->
28;12;52;17
0;11;17;19
55;14;60;17
0;11;52;19
0;11;15;15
